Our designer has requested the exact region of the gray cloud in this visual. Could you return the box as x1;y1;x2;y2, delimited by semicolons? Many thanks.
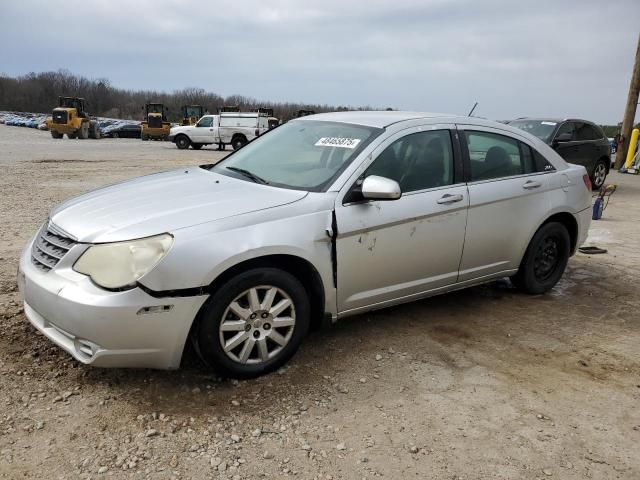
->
1;0;638;122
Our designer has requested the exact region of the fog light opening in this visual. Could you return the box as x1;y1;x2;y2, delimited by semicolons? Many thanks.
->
137;305;174;315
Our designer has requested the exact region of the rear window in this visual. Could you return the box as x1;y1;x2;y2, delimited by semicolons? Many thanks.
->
508;120;558;142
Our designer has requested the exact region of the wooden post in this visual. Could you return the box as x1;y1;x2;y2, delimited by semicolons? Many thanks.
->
616;33;640;169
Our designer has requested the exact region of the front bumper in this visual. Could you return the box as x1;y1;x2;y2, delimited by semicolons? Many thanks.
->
17;237;208;369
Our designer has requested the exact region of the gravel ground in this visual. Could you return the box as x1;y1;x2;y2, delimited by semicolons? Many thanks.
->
1;125;639;479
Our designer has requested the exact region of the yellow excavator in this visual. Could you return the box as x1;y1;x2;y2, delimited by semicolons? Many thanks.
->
46;96;101;139
141;103;170;140
181;105;204;126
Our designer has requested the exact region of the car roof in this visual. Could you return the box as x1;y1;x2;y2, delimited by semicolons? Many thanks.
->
509;117;595;125
295;110;526;129
294;110;547;133
295;111;457;128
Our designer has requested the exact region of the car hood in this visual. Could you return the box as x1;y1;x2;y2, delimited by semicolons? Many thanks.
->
50;167;308;243
169;125;193;135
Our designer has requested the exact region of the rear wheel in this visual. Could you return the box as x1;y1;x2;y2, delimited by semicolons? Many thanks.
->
175;135;190;149
194;268;310;378
591;160;608;190
50;130;63;139
90;122;101;139
67;132;77;139
232;136;247;150
78;122;89;140
512;222;570;294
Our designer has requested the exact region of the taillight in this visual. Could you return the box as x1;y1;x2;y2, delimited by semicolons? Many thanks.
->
582;174;592;192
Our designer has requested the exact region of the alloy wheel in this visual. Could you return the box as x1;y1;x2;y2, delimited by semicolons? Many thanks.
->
218;285;296;364
593;163;607;188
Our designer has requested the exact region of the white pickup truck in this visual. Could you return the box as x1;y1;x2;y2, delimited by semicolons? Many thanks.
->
169;112;271;150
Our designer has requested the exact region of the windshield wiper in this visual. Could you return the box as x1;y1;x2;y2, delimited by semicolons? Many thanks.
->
225;166;269;184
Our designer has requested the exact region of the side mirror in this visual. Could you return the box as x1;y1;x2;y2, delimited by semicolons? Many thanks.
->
361;175;401;201
554;132;573;143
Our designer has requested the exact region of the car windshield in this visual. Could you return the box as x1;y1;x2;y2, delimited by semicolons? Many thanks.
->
207;120;382;191
508;120;558;142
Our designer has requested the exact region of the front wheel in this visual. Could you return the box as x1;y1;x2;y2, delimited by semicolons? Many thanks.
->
194;268;310;378
175;135;190;149
512;222;570;294
591;160;608;190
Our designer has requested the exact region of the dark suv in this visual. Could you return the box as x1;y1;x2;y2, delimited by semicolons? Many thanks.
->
507;118;611;189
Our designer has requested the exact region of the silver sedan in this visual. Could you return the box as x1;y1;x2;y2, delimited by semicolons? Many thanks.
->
18;112;592;378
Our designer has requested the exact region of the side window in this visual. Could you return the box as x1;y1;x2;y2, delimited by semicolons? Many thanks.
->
555;122;576;141
365;130;454;193
466;131;526;181
575;123;600;141
533;148;556;172
196;116;213;128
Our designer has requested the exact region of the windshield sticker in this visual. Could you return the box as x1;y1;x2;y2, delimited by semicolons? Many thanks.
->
315;137;361;149
541;121;557;126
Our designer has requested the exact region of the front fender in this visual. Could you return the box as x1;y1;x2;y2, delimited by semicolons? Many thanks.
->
139;201;336;315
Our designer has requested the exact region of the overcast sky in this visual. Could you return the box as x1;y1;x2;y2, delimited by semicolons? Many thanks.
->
1;0;638;123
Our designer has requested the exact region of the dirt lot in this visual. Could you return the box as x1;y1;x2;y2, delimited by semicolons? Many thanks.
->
1;125;639;479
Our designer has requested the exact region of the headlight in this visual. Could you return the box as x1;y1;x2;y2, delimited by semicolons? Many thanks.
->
73;234;173;289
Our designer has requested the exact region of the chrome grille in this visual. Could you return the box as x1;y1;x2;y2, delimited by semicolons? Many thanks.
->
31;224;76;272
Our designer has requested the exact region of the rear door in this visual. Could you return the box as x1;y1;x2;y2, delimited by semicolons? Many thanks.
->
552;121;586;167
335;125;468;314
457;125;554;281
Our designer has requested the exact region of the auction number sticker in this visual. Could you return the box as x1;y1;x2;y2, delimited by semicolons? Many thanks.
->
541;121;557;126
315;137;361;149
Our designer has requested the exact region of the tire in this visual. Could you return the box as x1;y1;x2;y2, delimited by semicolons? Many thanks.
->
78;122;89;140
175;135;190;150
194;268;310;378
50;130;63;139
591;159;608;190
512;222;570;295
191;143;203;150
112;132;119;139
67;132;77;139
141;134;149;141
232;136;247;150
91;124;101;139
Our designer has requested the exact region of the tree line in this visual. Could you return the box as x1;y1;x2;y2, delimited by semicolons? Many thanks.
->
0;70;375;122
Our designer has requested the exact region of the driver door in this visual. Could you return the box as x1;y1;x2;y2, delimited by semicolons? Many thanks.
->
334;126;468;314
192;116;215;142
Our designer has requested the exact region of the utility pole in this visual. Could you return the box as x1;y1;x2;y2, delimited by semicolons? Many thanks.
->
616;33;640;169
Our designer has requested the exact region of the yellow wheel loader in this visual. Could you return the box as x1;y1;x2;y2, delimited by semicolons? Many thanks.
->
46;97;101;140
181;105;204;126
141;103;171;140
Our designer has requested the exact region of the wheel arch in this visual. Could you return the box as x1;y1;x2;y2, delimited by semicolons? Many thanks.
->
531;211;579;257
185;254;327;360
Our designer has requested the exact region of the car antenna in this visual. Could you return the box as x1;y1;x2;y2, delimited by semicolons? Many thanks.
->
467;102;478;117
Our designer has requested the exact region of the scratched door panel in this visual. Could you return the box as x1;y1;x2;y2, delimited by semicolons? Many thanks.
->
335;184;468;313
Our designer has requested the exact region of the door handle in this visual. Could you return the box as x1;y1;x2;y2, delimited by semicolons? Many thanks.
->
436;193;464;204
522;180;541;190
